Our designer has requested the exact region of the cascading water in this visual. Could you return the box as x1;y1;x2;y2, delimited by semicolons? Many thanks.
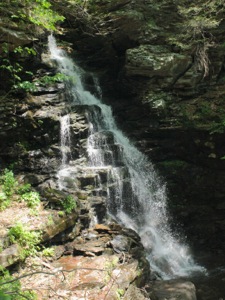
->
57;114;71;190
60;114;71;167
48;35;205;279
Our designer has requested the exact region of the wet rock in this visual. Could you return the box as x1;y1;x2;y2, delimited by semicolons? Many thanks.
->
148;280;197;300
88;196;107;223
111;234;132;253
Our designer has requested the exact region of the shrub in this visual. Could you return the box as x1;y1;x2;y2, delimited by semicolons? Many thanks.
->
60;195;76;214
41;247;55;257
0;192;10;211
21;191;40;208
0;169;17;198
0;169;17;210
16;183;31;195
8;223;40;259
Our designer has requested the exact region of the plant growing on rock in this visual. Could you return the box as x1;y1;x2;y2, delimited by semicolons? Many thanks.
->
0;192;9;211
0;0;65;32
16;183;32;195
38;73;68;87
41;247;55;257
0;43;37;93
116;288;125;300
60;194;77;214
27;0;65;31
0;169;17;210
0;169;41;211
0;0;65;93
0;169;17;198
8;223;41;259
21;191;41;209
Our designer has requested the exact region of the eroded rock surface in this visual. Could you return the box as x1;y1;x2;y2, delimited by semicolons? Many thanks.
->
16;223;150;300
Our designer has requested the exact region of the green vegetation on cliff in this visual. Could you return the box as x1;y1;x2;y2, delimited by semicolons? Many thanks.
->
0;0;65;92
0;0;64;32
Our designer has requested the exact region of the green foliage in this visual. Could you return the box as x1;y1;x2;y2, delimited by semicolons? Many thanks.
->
41;247;55;257
14;46;36;56
0;192;10;211
16;183;31;195
0;267;36;300
13;81;37;92
39;73;68;86
0;43;36;92
0;0;65;92
0;168;41;211
27;0;65;31
0;169;16;210
116;288;125;300
21;191;40;208
60;195;76;214
209;119;225;134
58;210;64;217
8;223;41;259
0;169;17;198
0;0;65;32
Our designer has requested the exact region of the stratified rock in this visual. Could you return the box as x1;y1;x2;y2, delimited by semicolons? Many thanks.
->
0;25;33;52
125;45;192;86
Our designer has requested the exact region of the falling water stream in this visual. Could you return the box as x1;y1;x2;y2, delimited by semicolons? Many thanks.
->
48;35;205;279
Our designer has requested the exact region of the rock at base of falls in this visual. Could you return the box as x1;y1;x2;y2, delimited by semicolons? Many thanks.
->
148;279;197;300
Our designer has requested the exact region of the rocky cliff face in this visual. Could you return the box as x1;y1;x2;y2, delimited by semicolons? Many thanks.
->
55;0;225;255
1;0;225;298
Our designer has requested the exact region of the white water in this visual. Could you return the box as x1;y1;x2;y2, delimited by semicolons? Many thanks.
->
48;35;205;279
60;114;71;167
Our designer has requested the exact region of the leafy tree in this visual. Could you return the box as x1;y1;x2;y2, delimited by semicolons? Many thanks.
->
0;0;65;32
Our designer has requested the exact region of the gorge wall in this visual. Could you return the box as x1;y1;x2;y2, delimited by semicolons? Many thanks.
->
55;0;225;256
1;0;225;298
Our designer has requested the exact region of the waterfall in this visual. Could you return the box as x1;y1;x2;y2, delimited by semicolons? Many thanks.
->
60;114;71;167
48;35;205;279
57;114;71;190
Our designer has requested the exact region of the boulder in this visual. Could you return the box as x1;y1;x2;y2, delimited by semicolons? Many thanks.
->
148;280;197;300
125;45;192;85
